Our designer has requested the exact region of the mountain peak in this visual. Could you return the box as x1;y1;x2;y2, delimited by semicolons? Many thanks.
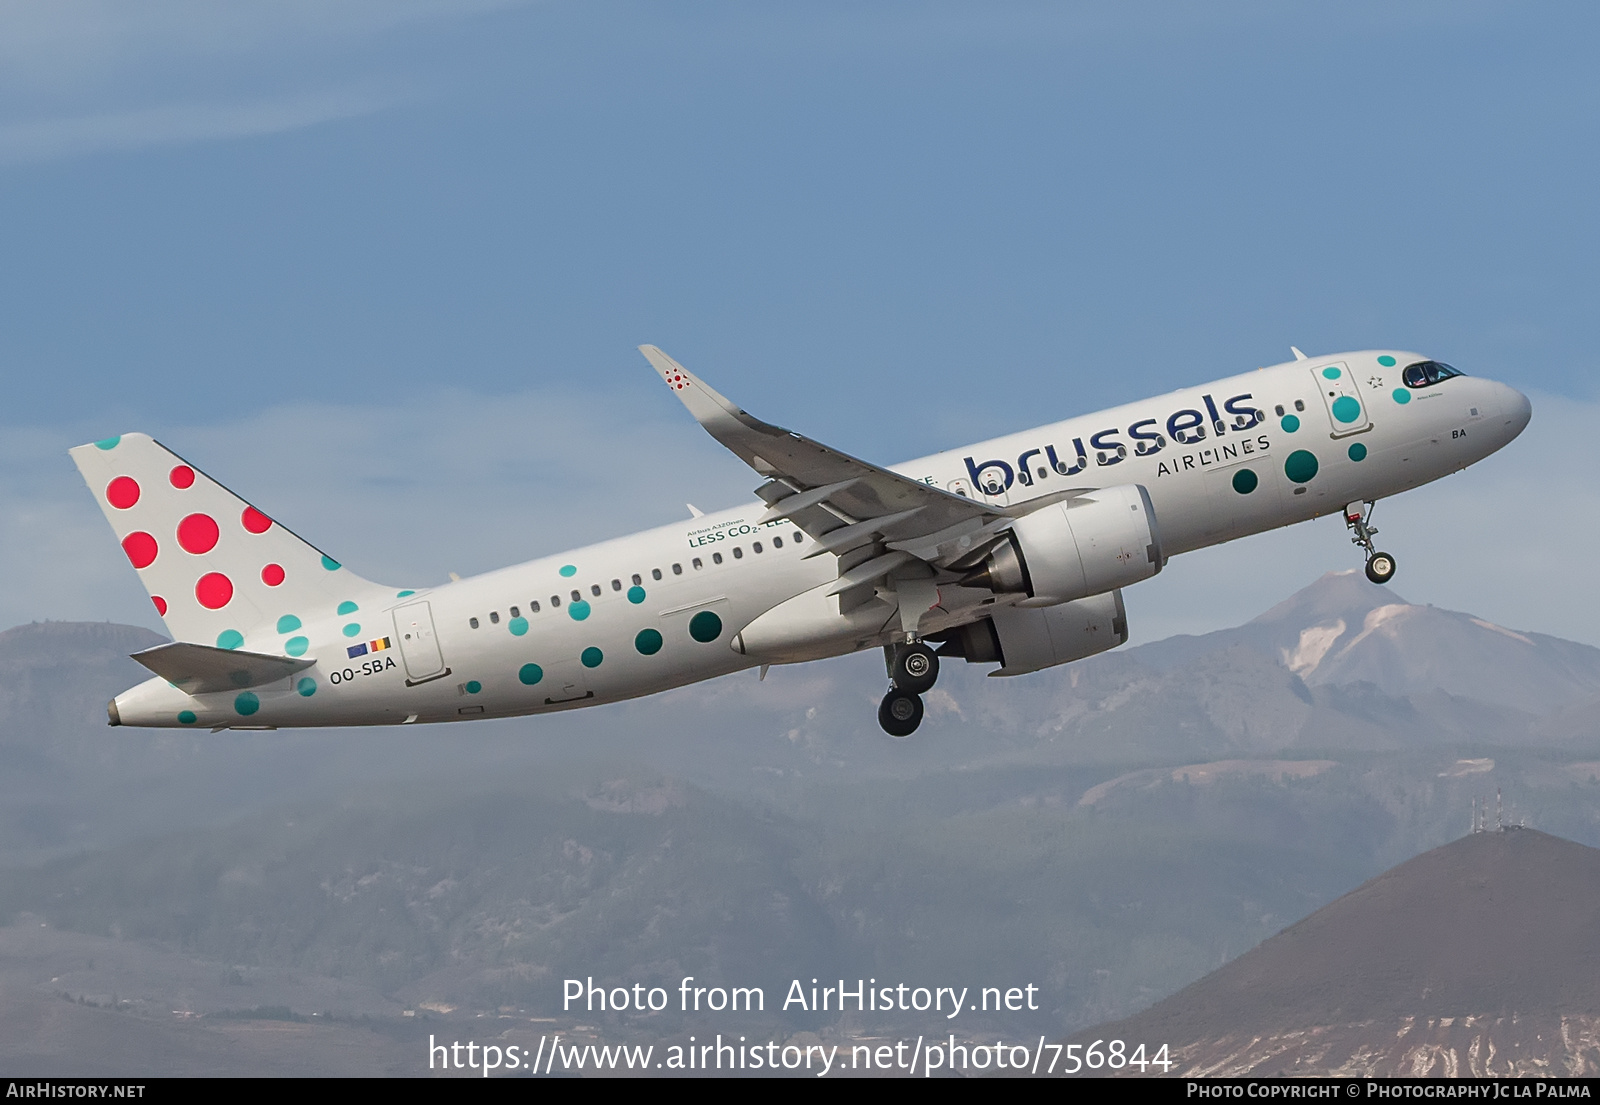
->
1249;570;1413;629
1073;829;1600;1075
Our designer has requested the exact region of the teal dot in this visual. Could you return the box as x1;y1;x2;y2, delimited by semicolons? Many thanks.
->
276;614;302;633
337;600;359;615
296;677;317;697
1284;449;1320;484
342;623;361;637
216;629;244;650
94;436;121;450
234;691;260;717
321;556;341;571
285;636;309;657
689;610;723;643
635;628;663;655
569;600;591;621
581;647;604;668
1377;355;1396;367
627;586;646;604
1231;468;1258;495
1331;396;1362;423
559;564;577;578
1392;388;1411;405
396;590;415;597
1322;366;1342;380
508;616;528;636
465;680;482;694
518;663;543;685
1348;442;1368;462
177;710;197;725
1280;414;1300;433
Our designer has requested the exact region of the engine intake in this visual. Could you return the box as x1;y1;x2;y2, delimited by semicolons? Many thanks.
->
961;484;1163;605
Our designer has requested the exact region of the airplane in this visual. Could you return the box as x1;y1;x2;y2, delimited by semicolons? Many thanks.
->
72;347;1530;737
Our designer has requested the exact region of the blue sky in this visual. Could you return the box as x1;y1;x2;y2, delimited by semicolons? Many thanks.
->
3;1;1596;646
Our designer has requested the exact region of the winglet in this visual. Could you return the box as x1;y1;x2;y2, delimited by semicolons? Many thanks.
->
638;345;749;430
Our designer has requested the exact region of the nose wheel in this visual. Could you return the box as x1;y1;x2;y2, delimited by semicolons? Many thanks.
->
1345;500;1398;585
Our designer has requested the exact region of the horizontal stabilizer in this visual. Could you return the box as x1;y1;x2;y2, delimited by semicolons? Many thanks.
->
132;641;314;695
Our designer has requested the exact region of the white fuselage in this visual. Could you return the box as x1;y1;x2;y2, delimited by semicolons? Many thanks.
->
112;351;1530;728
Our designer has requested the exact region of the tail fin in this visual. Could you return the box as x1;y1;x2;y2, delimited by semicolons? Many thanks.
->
70;433;387;649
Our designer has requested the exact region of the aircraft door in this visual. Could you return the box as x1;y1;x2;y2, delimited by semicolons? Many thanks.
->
393;601;449;685
1311;363;1371;438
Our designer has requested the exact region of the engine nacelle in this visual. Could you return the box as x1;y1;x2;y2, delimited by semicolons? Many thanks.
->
935;590;1129;676
962;484;1162;605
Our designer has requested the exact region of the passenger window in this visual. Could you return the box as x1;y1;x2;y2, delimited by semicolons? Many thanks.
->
632;574;642;585
551;595;561;607
591;584;602;597
692;558;702;570
1294;400;1305;412
754;541;764;553
732;546;743;559
656;568;666;579
530;600;541;613
792;531;803;543
490;611;500;624
470;617;480;629
1274;404;1285;416
510;606;520;618
571;590;581;603
611;579;622;591
773;536;783;549
713;552;723;565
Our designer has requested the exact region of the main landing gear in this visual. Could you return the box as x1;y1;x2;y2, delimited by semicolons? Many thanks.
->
1345;500;1397;585
878;641;940;738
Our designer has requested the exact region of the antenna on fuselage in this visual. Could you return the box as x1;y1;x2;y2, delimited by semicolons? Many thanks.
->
1290;346;1309;361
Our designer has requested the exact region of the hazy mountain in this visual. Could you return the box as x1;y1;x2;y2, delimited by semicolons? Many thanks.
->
1070;828;1600;1076
4;573;1600;1072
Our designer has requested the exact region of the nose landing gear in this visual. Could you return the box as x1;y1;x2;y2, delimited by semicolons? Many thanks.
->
878;641;941;737
1345;501;1397;584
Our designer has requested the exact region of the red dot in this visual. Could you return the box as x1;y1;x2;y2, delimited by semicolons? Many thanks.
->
177;513;220;554
122;532;158;569
261;563;285;587
241;506;272;534
106;477;140;510
152;595;168;615
196;572;233;609
169;465;195;489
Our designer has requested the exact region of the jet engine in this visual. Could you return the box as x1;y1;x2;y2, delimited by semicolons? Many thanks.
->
932;590;1128;675
961;484;1163;605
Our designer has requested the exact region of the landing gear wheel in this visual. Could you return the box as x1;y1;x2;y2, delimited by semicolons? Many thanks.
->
891;642;940;694
1365;552;1397;585
878;688;924;738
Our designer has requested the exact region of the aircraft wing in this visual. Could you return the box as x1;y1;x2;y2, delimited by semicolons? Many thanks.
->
641;345;1042;620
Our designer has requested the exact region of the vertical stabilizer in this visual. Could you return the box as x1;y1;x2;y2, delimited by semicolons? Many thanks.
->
70;433;387;649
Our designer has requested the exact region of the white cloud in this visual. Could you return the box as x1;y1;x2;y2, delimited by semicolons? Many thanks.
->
0;387;755;634
0;88;399;164
0;0;528;162
4;388;1590;653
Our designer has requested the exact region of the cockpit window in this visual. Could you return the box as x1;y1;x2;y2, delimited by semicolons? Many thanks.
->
1402;360;1464;389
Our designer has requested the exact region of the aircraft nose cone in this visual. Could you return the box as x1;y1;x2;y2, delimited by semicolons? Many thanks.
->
1503;384;1532;439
